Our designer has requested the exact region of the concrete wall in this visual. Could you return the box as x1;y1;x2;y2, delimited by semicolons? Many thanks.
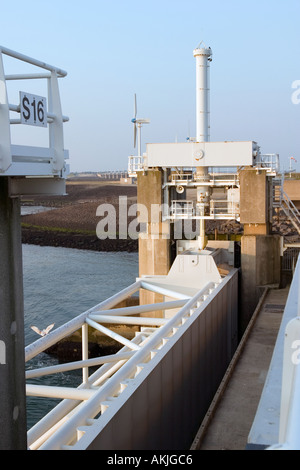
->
240;235;281;333
239;169;281;334
137;170;172;313
0;178;27;449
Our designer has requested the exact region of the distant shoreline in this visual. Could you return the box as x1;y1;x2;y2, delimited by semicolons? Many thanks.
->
20;179;300;252
21;227;138;252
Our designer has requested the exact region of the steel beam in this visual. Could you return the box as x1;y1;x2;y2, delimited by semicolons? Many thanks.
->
0;178;27;449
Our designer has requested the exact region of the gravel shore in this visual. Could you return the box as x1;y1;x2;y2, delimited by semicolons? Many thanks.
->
21;180;299;251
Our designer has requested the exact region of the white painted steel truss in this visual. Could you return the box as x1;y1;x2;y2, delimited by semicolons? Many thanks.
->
25;249;235;450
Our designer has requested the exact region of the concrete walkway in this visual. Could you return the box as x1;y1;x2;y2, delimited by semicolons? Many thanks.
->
191;285;290;451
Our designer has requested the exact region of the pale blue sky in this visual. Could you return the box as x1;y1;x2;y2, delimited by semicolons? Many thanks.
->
1;0;299;172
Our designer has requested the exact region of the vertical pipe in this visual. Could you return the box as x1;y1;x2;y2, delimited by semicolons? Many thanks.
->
0;178;27;449
0;51;12;172
48;71;64;174
82;323;89;386
193;45;212;143
193;44;212;250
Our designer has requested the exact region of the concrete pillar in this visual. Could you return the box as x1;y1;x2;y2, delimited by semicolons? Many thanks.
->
137;170;172;316
240;234;281;333
239;168;281;334
240;168;272;235
0;177;27;449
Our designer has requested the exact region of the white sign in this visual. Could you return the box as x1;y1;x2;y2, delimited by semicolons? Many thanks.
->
20;91;47;127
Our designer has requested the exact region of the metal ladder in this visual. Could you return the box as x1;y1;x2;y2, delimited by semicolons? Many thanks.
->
272;177;300;234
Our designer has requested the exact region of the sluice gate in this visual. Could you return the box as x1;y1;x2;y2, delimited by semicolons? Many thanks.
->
25;248;238;450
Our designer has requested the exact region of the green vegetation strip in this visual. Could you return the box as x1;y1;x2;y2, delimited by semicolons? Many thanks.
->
21;223;96;236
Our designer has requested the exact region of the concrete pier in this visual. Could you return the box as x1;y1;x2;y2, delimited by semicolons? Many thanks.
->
137;169;172;315
239;168;281;334
0;178;27;450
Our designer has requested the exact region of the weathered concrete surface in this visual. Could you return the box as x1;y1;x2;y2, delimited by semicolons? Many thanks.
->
239;169;282;334
284;179;300;209
0;178;27;450
192;286;290;451
240;235;281;334
239;169;269;229
137;170;172;315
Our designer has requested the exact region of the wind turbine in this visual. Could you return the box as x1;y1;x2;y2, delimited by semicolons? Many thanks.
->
131;94;150;157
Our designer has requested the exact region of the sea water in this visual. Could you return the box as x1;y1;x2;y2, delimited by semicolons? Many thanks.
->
22;244;138;430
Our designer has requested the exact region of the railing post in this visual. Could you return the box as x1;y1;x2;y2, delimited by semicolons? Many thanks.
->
0;51;12;172
82;323;89;385
48;72;64;175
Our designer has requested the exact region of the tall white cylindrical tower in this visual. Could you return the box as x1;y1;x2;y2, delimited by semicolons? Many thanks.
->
193;45;212;143
193;44;212;250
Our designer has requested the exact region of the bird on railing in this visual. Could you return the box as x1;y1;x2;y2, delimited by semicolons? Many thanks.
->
30;324;55;337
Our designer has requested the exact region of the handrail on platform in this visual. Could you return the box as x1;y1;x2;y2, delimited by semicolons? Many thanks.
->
0;45;69;181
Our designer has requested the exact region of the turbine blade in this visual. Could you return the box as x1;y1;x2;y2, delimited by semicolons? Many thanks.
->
134;93;137;118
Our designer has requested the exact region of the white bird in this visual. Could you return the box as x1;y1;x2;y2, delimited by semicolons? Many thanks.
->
31;324;55;337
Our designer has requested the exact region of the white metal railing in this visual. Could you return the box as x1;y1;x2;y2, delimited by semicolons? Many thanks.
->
171;172;194;184
256;153;280;174
209;173;239;187
128;154;280;180
170;200;194;217
165;169;240;188
128;155;144;176
0;46;69;179
210;199;240;219
169;199;240;221
25;272;228;450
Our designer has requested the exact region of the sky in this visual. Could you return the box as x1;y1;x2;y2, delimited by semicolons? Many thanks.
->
1;0;299;173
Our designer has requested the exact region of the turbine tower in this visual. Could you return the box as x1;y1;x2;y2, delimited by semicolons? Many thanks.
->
131;94;150;157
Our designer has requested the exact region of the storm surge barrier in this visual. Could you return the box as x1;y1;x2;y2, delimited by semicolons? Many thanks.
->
25;249;238;450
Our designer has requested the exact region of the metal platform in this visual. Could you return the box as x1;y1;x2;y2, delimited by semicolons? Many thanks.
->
0;46;69;195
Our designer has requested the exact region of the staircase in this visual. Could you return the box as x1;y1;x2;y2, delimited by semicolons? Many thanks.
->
272;177;300;234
